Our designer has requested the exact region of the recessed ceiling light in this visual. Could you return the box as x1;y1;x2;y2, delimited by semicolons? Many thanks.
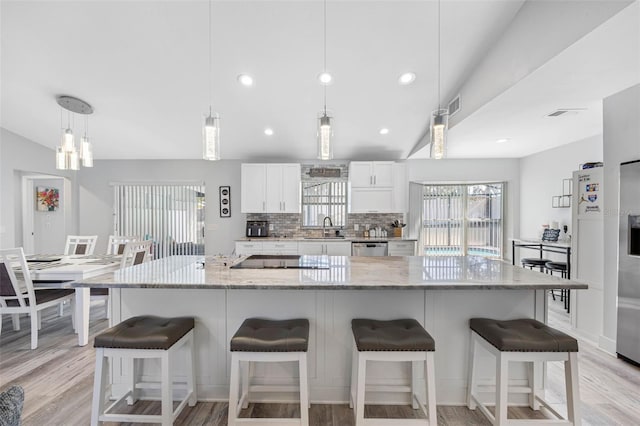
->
496;138;510;144
318;72;332;85
264;128;274;136
237;74;254;87
398;72;416;85
379;128;390;135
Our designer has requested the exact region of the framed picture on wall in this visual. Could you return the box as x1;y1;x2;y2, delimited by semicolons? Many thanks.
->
36;187;60;211
219;186;231;217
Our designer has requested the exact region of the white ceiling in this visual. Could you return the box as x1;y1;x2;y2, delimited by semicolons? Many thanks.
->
1;0;638;161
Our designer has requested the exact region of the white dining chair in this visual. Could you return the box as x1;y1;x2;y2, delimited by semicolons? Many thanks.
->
0;247;75;349
106;235;139;255
64;235;98;255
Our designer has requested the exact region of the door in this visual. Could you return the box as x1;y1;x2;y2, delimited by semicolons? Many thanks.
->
241;164;266;213
280;164;301;213
372;162;394;187
265;164;283;212
349;162;373;187
22;175;69;254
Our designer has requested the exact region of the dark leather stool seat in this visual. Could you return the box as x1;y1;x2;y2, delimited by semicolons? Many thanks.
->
351;318;435;352
94;315;195;350
470;318;578;352
90;288;109;296
545;261;567;272
230;318;309;352
521;258;550;267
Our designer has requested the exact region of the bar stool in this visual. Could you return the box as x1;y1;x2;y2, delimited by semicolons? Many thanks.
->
91;316;196;426
350;318;437;426
521;258;550;273
467;318;580;425
227;318;310;426
545;262;570;312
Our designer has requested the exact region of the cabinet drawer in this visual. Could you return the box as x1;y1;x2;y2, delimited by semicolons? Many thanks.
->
262;241;298;254
388;241;416;256
236;242;264;255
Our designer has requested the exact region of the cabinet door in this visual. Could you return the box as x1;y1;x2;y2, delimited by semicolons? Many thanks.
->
298;242;324;255
265;165;283;213
236;242;263;255
262;241;298;255
349;162;373;187
388;241;416;256
372;162;394;187
325;241;352;255
280;164;301;213
241;164;266;213
350;188;394;213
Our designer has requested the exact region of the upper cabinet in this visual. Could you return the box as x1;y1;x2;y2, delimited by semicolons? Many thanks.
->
241;163;301;213
349;161;394;188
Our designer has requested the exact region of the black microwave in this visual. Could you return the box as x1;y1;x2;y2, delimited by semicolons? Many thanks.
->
246;220;269;237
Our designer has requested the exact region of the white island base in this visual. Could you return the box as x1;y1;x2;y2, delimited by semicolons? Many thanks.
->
109;287;546;405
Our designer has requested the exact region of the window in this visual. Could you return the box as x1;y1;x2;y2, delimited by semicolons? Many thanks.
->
113;183;205;258
421;183;504;257
301;180;347;227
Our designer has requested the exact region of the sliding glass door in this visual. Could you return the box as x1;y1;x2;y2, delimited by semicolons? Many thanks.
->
421;183;503;257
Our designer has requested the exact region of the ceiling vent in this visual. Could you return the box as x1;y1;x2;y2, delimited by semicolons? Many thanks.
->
448;95;461;117
546;108;586;117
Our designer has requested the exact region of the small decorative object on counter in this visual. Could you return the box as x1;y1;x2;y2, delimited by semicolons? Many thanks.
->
391;220;406;237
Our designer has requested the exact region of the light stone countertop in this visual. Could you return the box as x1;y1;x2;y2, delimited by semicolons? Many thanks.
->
236;237;417;242
70;255;588;290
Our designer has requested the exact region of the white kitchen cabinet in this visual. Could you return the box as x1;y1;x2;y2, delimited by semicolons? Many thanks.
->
350;188;395;213
349;161;394;188
241;163;301;213
298;241;351;255
388;240;416;256
236;241;263;255
262;241;298;255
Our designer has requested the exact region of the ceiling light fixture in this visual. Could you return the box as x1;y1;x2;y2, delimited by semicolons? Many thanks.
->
398;72;416;85
379;128;390;135
430;0;449;160
496;138;509;144
203;0;221;161
264;128;274;136
55;95;94;170
318;72;332;85
238;74;254;87
317;0;333;160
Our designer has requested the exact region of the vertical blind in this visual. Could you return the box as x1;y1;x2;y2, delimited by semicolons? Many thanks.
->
301;181;347;227
422;183;503;257
113;184;205;259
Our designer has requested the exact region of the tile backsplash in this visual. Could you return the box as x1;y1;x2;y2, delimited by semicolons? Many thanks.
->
246;213;404;238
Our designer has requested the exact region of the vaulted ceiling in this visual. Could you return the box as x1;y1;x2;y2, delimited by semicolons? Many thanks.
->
1;0;638;161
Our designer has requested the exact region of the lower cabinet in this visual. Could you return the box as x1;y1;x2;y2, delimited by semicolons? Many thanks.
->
388;240;416;256
236;242;263;255
262;241;298;255
298;241;352;255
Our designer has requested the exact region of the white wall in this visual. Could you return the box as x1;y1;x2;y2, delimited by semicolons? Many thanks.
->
519;134;603;241
0;128;77;249
601;84;640;353
406;158;520;260
32;178;68;253
77;160;245;255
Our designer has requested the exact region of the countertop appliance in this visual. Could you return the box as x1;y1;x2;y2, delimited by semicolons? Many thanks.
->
617;160;640;365
246;220;268;237
231;255;329;269
352;242;388;256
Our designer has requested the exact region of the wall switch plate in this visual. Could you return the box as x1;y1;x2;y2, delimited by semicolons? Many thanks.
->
354;224;359;231
269;224;274;231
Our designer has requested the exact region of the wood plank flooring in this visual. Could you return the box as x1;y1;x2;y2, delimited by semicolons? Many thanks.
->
1;296;639;425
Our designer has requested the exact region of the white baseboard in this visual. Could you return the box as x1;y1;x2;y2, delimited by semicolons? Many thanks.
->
598;335;617;355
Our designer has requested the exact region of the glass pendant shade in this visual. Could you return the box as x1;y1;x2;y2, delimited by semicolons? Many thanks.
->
203;112;220;161
69;148;80;170
61;128;75;152
429;109;449;160
56;147;67;170
80;136;94;167
317;112;333;160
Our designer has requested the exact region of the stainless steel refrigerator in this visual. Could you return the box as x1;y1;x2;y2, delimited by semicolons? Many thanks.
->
617;160;640;365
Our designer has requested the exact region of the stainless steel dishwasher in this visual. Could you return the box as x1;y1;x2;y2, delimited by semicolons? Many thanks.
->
351;242;388;256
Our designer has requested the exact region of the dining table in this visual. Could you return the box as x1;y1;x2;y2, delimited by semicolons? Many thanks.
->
27;254;122;346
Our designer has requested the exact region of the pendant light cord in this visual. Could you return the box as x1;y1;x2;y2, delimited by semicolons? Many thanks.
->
323;0;327;115
208;0;213;114
437;0;441;111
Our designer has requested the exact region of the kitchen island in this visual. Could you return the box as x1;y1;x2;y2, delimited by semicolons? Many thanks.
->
74;255;587;405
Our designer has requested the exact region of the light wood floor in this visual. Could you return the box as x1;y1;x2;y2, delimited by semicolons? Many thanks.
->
1;296;639;425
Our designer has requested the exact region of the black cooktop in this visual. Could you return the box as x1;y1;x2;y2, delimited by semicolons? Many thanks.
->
231;255;330;270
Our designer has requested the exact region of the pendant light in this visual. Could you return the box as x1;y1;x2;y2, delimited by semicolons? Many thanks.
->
203;0;221;161
317;0;333;160
56;95;93;170
430;0;449;160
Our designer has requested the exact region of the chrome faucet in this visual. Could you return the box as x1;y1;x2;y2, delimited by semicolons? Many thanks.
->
323;216;333;236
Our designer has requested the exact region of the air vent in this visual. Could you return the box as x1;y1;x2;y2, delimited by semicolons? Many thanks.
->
546;108;586;117
448;95;461;117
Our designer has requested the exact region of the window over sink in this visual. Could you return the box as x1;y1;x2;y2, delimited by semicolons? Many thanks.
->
301;180;347;228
